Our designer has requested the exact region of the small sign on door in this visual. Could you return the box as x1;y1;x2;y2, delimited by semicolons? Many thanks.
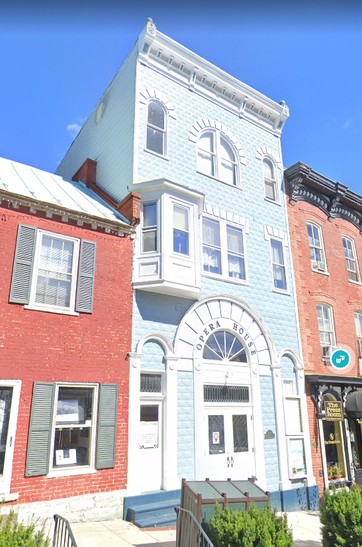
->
213;431;220;444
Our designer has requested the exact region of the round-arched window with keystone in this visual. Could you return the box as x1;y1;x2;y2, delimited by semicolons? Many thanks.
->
203;330;248;362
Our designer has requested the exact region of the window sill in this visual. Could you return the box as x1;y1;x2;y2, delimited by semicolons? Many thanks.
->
272;288;290;296
264;197;281;206
0;493;19;503
144;148;169;161
202;272;248;285
47;466;97;479
24;305;79;316
348;279;362;286
311;268;330;276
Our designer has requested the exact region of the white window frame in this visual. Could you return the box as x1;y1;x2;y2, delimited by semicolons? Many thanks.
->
27;230;80;315
354;312;362;358
146;100;167;157
270;237;288;292
173;203;190;256
263;158;278;203
316;303;336;359
342;236;360;283
202;216;247;283
141;201;159;254
48;383;98;477
0;380;21;496
197;129;239;187
307;222;327;273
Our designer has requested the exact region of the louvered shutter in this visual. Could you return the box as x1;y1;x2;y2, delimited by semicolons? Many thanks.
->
96;384;118;469
9;225;37;304
25;382;55;477
76;240;96;313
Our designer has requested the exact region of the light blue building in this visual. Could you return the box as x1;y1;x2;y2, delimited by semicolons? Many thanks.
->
57;19;316;511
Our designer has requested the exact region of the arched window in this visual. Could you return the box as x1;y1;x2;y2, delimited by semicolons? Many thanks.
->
263;158;277;201
203;330;247;362
197;130;238;186
307;222;327;272
146;100;166;156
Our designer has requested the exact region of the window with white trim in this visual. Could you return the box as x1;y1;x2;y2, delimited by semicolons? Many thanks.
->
270;238;287;291
26;382;118;477
342;236;360;282
197;130;239;186
141;202;158;253
307;222;327;272
283;379;306;479
9;225;96;315
316;303;336;359
173;204;189;255
202;217;246;281
354;312;362;358
263;158;277;202
146;100;166;156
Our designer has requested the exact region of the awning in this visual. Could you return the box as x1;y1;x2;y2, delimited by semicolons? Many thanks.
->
345;390;362;418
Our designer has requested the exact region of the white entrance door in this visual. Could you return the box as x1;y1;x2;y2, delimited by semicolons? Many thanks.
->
0;383;21;495
138;401;163;492
202;407;255;480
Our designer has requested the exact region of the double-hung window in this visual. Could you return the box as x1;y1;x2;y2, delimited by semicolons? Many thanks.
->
197;130;238;186
270;238;287;291
202;217;246;281
316;303;336;359
141;202;158;253
263;159;277;202
307;222;327;272
354;312;362;358
342;236;360;282
26;382;118;477
146;100;166;156
9;225;96;314
173;204;189;255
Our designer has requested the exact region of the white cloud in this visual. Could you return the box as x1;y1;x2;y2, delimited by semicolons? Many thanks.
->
66;117;86;139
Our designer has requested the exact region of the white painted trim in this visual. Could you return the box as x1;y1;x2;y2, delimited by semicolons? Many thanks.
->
0;380;21;495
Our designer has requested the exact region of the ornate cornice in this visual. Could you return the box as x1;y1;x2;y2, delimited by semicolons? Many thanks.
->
285;162;362;233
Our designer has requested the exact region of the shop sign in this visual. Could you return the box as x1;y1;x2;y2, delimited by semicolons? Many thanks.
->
324;401;343;421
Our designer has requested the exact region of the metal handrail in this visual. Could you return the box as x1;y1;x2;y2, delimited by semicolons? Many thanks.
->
53;514;78;547
175;507;214;547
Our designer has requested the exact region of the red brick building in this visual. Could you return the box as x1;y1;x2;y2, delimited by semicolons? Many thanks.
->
0;157;134;523
286;162;362;494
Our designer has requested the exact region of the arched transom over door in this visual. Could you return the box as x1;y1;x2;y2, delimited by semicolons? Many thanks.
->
175;297;272;481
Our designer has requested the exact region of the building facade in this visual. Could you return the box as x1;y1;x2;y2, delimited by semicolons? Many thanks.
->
57;19;315;507
286;162;362;493
0;157;133;522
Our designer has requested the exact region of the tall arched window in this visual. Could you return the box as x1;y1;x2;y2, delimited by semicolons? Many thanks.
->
197;130;238;186
146;100;167;156
263;158;277;201
203;330;247;362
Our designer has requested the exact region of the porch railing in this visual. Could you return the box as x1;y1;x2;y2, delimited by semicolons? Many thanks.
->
175;507;213;547
53;514;78;547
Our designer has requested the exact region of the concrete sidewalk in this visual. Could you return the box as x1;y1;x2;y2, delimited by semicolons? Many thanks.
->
71;511;322;546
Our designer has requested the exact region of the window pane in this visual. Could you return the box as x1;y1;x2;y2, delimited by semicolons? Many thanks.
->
343;237;360;282
199;132;214;153
263;159;274;179
227;226;243;254
271;239;287;290
148;101;165;129
0;388;13;475
265;179;276;201
233;415;248;453
203;218;221;274
227;226;246;279
35;236;74;307
208;415;225;455
197;132;215;177
143;203;157;227
173;205;189;255
146;127;164;155
317;304;335;356
53;386;94;469
220;136;234;161
203;218;220;246
203;331;247;362
142;203;157;253
219;159;235;185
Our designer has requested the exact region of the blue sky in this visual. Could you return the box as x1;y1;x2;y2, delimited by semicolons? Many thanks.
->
1;2;362;195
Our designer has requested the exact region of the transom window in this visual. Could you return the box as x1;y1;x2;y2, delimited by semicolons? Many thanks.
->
204;385;250;403
146;100;166;156
307;222;327;272
342;236;360;282
354;312;362;358
263;158;277;202
316;303;336;358
202;217;246;281
141;202;158;253
197;130;238;186
203;330;247;362
270;238;287;291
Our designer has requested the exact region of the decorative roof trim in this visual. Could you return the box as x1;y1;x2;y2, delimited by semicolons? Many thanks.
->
285;162;362;234
139;88;177;119
189;119;247;166
137;18;289;136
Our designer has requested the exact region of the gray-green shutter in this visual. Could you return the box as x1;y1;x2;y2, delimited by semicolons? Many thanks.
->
76;240;96;313
96;384;118;469
9;224;36;304
25;382;55;477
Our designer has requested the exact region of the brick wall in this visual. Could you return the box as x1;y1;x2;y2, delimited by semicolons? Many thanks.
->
0;204;133;505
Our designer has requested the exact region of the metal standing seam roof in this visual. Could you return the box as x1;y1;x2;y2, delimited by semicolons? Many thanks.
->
0;157;129;226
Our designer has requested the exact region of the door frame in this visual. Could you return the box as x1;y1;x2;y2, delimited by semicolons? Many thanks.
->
0;380;21;496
